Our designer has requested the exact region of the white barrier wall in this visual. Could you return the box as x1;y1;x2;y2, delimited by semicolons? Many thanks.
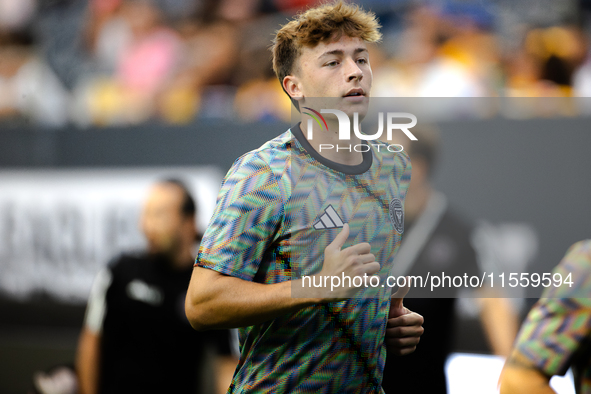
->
0;167;223;303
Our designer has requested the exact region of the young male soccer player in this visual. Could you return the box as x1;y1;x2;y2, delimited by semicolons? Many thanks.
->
185;2;424;392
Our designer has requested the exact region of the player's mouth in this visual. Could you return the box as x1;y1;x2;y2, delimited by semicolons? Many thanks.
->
343;88;366;101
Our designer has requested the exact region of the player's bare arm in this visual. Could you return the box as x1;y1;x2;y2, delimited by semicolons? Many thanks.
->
186;224;381;330
499;352;555;394
185;267;318;331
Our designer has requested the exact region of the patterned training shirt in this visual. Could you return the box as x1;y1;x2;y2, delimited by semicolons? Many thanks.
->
196;125;411;393
513;240;591;393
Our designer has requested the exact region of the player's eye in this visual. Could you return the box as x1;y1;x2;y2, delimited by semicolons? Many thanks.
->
325;60;339;67
357;58;368;65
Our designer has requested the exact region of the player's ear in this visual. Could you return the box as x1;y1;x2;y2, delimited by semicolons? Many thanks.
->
283;75;303;100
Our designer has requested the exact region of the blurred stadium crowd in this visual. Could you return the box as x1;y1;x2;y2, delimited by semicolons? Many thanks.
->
1;0;591;127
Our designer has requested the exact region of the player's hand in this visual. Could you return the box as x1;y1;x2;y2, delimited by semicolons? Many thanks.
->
385;280;424;355
316;223;380;301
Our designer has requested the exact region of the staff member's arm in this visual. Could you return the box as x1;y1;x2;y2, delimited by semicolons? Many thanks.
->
76;328;101;394
76;269;112;394
479;296;518;357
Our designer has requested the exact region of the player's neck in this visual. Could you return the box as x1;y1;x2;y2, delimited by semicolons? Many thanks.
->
298;121;364;166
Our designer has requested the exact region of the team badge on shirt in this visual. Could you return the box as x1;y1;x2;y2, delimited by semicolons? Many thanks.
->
389;198;404;234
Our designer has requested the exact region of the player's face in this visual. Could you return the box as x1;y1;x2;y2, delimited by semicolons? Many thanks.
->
140;184;186;255
294;35;372;116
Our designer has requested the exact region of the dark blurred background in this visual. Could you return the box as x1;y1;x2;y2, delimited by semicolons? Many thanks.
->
1;0;591;393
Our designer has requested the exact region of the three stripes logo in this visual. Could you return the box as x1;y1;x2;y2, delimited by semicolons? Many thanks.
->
313;205;344;230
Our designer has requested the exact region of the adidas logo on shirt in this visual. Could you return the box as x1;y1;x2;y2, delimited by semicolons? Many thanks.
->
313;205;344;230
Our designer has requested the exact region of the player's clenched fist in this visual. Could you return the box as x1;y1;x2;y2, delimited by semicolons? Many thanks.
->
315;223;381;300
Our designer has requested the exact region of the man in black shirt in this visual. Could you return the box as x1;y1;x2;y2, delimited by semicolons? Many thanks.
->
76;179;234;394
382;129;518;393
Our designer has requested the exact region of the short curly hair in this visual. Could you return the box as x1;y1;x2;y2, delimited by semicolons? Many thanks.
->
271;1;382;85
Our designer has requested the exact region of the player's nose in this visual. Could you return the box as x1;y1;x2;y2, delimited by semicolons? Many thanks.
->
345;58;363;82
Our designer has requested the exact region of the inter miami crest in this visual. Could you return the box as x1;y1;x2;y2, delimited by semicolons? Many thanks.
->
389;198;404;234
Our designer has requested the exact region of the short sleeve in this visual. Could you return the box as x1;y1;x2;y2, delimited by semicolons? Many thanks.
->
196;153;284;281
513;240;591;376
84;267;113;334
